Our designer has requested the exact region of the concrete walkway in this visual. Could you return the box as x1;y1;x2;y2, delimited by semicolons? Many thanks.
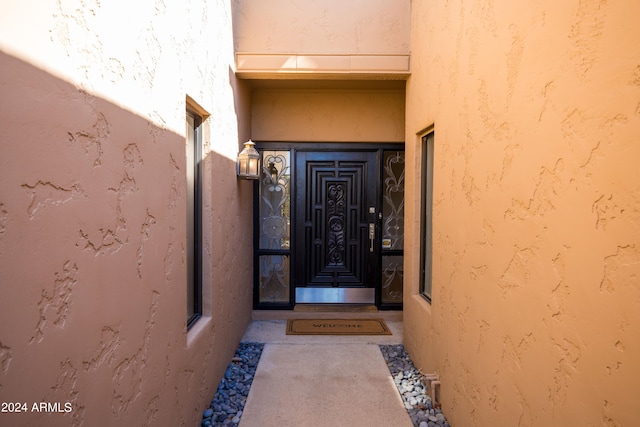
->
238;312;413;427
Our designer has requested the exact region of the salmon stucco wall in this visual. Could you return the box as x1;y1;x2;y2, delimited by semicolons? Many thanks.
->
251;88;405;142
0;1;252;426
404;1;640;426
233;0;410;77
233;0;410;55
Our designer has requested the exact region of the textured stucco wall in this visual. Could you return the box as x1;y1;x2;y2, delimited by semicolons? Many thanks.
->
233;0;410;55
0;1;252;426
404;1;640;426
252;88;405;142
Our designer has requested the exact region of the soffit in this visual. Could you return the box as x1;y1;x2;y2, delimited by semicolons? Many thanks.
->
235;53;410;80
245;78;406;91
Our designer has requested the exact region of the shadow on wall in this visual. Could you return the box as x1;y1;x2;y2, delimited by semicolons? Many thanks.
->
0;51;244;427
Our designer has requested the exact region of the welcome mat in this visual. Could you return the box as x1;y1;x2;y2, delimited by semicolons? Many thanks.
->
286;318;392;335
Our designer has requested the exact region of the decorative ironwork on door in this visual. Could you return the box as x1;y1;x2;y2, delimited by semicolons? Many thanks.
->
327;183;346;266
254;145;405;309
295;151;377;289
381;151;405;304
257;150;291;303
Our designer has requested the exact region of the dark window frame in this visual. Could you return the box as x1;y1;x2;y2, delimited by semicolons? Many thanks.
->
186;109;203;329
420;132;434;303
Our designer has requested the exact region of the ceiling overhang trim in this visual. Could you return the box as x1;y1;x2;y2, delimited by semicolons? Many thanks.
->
235;53;410;79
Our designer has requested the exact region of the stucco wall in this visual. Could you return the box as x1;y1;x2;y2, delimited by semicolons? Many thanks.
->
404;1;640;426
252;88;405;142
233;0;410;77
233;0;410;55
0;1;252;426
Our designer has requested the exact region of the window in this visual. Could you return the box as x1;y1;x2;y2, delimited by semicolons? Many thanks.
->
186;108;203;328
420;131;434;302
256;149;291;306
381;150;405;307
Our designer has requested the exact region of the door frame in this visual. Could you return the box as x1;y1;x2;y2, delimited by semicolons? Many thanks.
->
253;142;404;310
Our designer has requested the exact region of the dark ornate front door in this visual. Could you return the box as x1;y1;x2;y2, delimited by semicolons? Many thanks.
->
294;151;378;303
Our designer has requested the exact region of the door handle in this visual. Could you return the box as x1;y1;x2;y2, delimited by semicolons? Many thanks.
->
369;223;375;252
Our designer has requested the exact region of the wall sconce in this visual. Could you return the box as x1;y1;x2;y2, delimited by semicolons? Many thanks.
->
237;140;260;180
267;161;278;184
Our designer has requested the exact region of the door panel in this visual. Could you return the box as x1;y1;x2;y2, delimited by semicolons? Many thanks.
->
295;151;378;290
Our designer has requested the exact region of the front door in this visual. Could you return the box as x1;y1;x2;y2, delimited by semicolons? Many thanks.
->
294;151;378;304
253;143;404;310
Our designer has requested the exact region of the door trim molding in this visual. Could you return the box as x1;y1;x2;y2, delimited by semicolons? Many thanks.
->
253;142;405;310
255;141;404;151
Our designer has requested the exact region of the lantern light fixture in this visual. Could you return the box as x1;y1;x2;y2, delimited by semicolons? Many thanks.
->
267;161;278;184
236;139;260;180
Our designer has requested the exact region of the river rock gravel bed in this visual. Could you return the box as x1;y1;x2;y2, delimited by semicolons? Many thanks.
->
380;344;450;427
200;342;264;426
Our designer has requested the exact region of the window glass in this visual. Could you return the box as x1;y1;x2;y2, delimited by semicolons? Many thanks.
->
259;151;291;250
186;110;202;327
381;150;405;306
420;132;434;302
382;151;405;250
257;150;291;305
381;255;404;304
258;255;290;303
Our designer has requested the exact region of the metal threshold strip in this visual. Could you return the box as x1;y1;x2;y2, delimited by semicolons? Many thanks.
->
295;287;375;304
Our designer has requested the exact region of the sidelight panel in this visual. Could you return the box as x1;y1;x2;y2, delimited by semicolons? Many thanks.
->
381;255;404;304
258;255;290;303
380;150;405;308
257;150;292;306
259;151;291;250
382;151;405;251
